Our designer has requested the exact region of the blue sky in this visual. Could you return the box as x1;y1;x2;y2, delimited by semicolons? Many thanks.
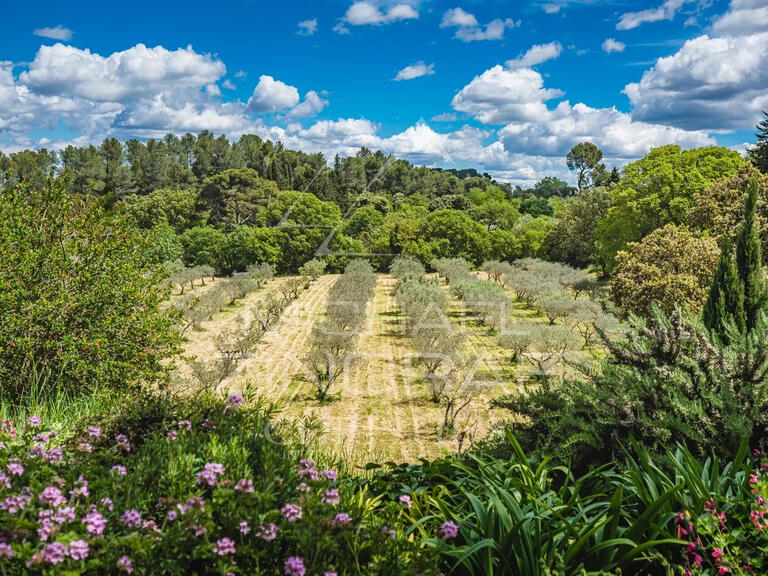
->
1;0;766;184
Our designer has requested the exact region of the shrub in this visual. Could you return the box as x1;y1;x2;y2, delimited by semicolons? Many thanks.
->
0;178;181;396
298;258;327;281
0;391;440;575
612;224;720;317
498;307;768;462
389;255;425;279
246;262;275;288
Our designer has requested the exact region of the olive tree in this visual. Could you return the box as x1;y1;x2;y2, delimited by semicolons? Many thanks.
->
299;258;327;281
246;262;275;288
389;255;425;279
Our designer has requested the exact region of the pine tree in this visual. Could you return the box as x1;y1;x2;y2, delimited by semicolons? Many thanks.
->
736;179;766;331
748;111;768;174
703;237;745;341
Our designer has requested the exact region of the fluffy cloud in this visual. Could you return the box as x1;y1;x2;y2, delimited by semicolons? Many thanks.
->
0;43;332;150
452;66;563;124
601;38;625;53
342;2;418;26
20;43;225;102
616;0;692;30
712;0;768;36
440;8;477;28
450;62;713;160
506;42;562;68
394;62;435;81
440;7;519;42
297;19;318;36
246;75;300;114
33;26;73;41
285;90;329;118
624;0;768;131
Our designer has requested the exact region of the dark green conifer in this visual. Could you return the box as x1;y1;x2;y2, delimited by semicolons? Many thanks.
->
735;179;766;332
703;237;745;341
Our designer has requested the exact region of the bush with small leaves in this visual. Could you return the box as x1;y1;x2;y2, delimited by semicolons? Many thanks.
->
246;262;275;288
389;255;426;279
298;258;327;281
498;321;581;377
481;260;513;284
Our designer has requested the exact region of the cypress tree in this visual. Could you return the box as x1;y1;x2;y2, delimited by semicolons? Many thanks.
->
703;237;745;341
735;179;766;331
748;111;768;174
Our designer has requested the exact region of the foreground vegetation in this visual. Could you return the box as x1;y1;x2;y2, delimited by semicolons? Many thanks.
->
3;113;768;573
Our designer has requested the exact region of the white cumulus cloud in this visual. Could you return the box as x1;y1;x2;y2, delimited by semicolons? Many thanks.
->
602;38;626;53
246;75;300;114
297;19;318;36
506;41;563;68
342;1;418;26
440;7;519;42
394;62;435;81
33;26;73;41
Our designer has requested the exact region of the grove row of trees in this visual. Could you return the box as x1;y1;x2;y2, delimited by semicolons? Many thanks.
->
304;260;377;400
391;257;478;435
181;263;317;390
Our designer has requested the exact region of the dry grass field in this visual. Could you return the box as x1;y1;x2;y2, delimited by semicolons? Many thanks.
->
177;273;598;465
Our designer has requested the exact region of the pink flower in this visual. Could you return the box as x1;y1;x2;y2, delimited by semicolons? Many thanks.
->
177;420;192;430
322;469;337;482
46;447;63;463
120;509;142;528
438;521;459;540
257;522;278;541
718;567;729;574
6;461;23;476
27;416;42;428
284;556;306;576
0;543;12;558
117;555;134;573
101;497;114;511
55;506;75;523
213;537;236;556
43;542;67;564
87;426;101;438
281;503;302;522
297;482;310;493
111;465;127;476
196;462;225;486
166;510;178;521
381;525;396;539
166;431;178;440
399;494;412;508
114;434;131;452
83;511;106;535
322;489;340;505
70;476;89;499
235;478;254;492
68;540;89;560
39;486;66;507
332;512;353;527
240;521;250;534
750;474;760;485
77;442;92;453
226;394;243;409
712;548;724;559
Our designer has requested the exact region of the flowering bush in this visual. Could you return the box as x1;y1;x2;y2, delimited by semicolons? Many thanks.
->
675;450;768;575
0;392;439;575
